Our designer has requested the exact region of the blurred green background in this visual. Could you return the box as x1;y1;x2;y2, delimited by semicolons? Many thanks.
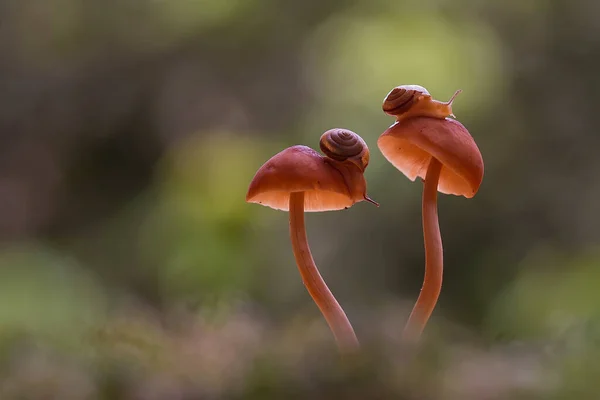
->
1;0;600;398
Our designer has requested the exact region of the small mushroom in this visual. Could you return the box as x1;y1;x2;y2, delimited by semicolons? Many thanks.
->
246;129;378;352
378;88;484;341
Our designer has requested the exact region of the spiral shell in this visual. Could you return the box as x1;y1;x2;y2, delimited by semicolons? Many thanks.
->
382;85;431;117
320;128;370;171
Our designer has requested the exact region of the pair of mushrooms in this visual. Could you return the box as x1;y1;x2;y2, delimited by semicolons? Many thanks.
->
246;85;484;352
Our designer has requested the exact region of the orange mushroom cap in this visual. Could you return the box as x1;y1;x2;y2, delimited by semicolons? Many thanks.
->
246;145;368;211
378;117;484;198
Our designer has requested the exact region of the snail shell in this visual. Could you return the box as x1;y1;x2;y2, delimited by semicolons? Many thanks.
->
382;85;431;117
319;128;370;171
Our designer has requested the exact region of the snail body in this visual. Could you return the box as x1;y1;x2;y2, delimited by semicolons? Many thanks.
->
319;128;370;171
382;85;462;121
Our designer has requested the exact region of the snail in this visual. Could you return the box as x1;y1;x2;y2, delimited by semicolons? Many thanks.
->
319;128;377;206
382;84;462;121
319;128;370;172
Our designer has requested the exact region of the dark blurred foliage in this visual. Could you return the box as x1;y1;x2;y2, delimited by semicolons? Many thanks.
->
1;0;600;398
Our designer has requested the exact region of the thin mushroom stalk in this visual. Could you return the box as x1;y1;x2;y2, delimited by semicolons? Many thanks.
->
289;191;359;352
403;157;443;341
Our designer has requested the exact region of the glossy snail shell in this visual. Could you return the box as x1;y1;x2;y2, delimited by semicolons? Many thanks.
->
320;128;370;171
382;85;430;117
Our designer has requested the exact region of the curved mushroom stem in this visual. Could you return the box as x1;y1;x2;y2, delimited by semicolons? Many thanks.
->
289;191;359;352
403;157;443;342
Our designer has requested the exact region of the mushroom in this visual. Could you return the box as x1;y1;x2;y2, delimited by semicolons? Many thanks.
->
246;129;378;352
377;86;484;341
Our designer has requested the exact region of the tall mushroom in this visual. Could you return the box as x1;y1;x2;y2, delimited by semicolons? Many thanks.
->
246;129;378;352
377;85;484;341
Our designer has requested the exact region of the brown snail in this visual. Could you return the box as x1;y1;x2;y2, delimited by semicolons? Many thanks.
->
319;128;370;172
319;128;377;206
382;84;462;121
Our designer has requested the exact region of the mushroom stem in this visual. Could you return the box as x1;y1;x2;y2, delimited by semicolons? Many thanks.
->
403;157;443;341
289;191;359;352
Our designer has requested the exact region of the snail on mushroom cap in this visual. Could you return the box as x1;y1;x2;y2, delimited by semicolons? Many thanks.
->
382;84;462;122
378;85;484;342
246;128;377;352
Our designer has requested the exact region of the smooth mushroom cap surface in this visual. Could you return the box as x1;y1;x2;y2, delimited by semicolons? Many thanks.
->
246;145;360;211
378;117;484;198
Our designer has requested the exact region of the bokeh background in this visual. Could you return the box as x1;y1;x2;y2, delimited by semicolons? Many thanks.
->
1;0;600;398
